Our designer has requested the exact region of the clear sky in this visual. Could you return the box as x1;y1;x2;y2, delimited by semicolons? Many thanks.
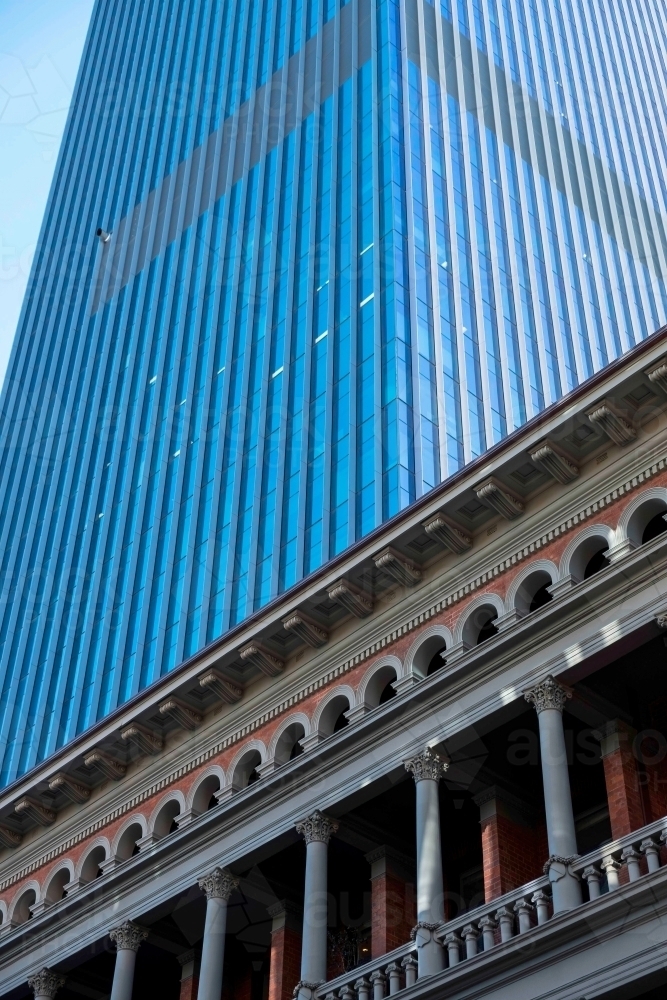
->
0;0;94;388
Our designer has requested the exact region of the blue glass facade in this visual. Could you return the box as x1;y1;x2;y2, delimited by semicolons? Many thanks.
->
0;0;665;785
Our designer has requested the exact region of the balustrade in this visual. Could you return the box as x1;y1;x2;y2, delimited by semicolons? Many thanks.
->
314;816;667;998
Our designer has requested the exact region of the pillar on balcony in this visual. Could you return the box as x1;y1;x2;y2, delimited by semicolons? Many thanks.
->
197;867;239;1000
108;921;148;1000
404;747;448;977
27;969;66;1000
473;785;544;901
295;810;339;999
364;845;415;958
596;720;645;839
267;899;302;1000
178;950;199;1000
525;676;582;912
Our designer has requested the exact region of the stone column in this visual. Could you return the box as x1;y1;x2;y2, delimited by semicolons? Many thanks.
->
27;969;65;1000
295;810;339;999
404;747;448;977
196;867;239;1000
524;676;582;912
109;920;148;1000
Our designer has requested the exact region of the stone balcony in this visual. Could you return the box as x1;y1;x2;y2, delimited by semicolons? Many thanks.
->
317;815;667;999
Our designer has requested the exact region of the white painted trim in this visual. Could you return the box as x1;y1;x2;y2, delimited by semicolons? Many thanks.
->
616;486;667;547
558;523;615;580
356;656;404;706
454;593;506;645
8;879;40;921
186;766;226;811
505;560;559;612
74;838;110;881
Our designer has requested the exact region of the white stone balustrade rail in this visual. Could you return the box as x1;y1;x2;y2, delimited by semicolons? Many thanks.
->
315;815;667;998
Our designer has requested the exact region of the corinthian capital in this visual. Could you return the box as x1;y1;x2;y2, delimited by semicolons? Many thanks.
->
295;810;339;845
404;746;449;782
109;920;148;952
524;675;571;714
27;968;66;998
198;866;239;900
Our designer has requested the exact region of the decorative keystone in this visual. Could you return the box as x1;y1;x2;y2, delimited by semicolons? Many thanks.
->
327;579;373;618
281;611;328;648
0;821;22;848
48;772;91;804
644;360;667;394
524;675;572;714
422;512;472;553
198;866;239;901
83;748;126;780
120;722;163;755
585;398;636;445
239;642;284;676
14;797;56;826
475;477;524;520
373;546;422;587
109;920;148;953
295;810;339;845
529;439;579;484
158;696;202;731
198;667;243;703
404;746;449;782
27;968;66;999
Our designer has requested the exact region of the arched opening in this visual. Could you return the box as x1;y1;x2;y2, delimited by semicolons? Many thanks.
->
274;723;306;766
192;774;223;814
514;570;554;616
363;665;399;708
624;496;667;549
643;511;667;543
153;799;182;839
410;635;448;679
80;846;106;884
12;889;36;925
318;694;351;737
568;534;611;582
116;822;144;861
44;868;70;905
233;749;262;790
462;605;499;647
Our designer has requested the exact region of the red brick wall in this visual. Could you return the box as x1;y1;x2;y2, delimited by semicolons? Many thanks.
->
179;973;198;1000
481;813;546;901
601;742;646;839
268;924;301;1000
369;870;415;958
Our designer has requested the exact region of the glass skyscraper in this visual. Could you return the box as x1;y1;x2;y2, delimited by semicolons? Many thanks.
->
0;0;665;786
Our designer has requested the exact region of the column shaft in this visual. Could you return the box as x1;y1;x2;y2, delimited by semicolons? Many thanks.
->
301;840;328;983
198;896;230;1000
110;949;138;1000
295;810;338;999
537;708;578;858
415;778;444;924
